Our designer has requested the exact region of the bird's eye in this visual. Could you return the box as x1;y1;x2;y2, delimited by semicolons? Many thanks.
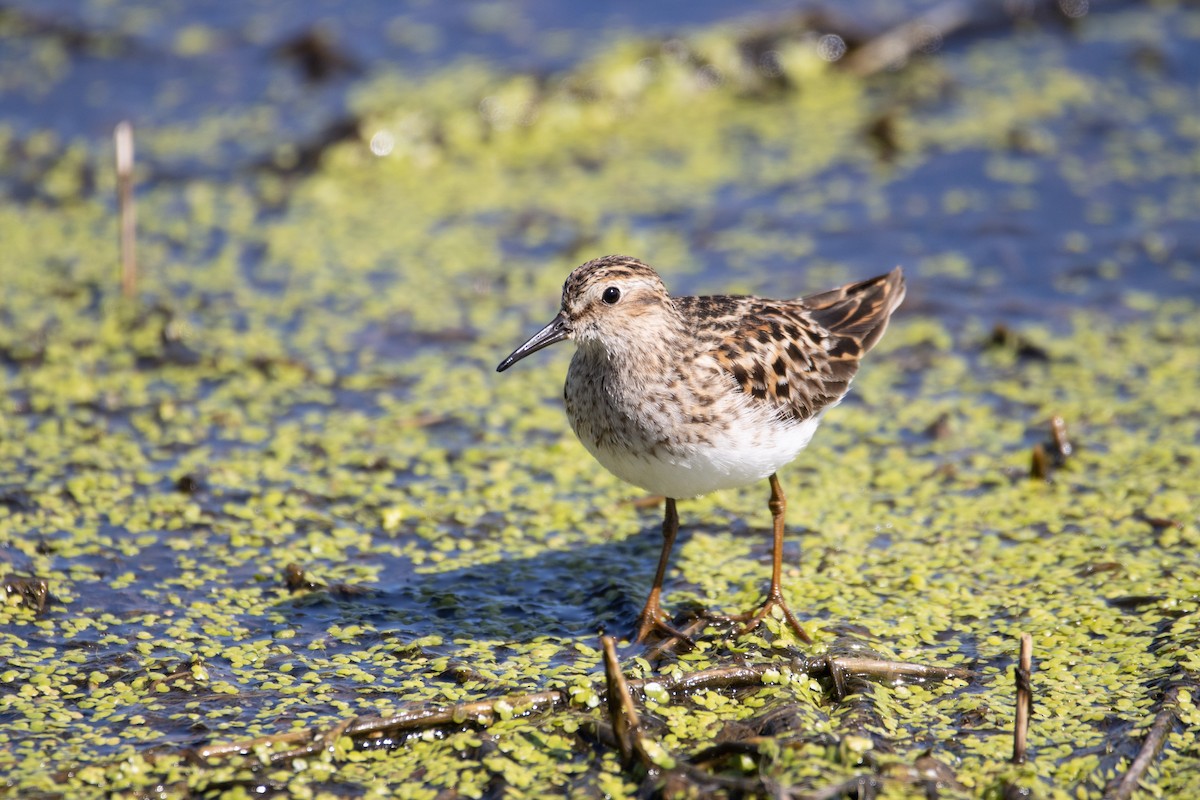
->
602;286;621;305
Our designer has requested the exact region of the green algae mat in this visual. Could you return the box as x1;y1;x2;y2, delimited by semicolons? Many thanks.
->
2;5;1200;799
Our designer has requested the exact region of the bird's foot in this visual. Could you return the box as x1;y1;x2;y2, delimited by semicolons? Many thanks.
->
633;603;696;647
711;588;811;643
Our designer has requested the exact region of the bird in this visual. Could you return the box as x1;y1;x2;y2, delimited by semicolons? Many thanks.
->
497;255;906;643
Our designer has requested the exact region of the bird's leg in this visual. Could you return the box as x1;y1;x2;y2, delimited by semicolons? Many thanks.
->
735;473;811;643
634;498;694;644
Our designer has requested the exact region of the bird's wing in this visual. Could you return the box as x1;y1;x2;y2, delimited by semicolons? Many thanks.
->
698;268;906;422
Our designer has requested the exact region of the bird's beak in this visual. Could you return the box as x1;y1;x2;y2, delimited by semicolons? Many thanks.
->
496;311;571;372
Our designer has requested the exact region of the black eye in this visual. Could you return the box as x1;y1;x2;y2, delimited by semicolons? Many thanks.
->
602;287;621;305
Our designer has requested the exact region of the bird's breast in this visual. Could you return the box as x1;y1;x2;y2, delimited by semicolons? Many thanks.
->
563;348;819;498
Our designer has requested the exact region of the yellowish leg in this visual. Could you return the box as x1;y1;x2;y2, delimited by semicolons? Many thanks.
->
737;474;811;642
634;498;694;643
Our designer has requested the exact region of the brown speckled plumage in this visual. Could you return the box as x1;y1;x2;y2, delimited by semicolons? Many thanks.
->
498;255;906;643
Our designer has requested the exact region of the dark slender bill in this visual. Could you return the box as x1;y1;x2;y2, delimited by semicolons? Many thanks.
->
496;311;570;372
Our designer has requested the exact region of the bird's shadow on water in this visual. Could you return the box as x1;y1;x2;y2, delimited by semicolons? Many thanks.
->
275;516;777;647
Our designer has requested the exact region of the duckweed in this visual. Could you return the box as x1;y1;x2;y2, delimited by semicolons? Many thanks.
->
2;3;1199;797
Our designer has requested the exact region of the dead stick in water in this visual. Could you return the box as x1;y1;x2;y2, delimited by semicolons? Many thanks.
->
189;654;974;765
1012;633;1033;764
114;121;137;298
841;0;971;76
1104;685;1183;800
602;635;651;769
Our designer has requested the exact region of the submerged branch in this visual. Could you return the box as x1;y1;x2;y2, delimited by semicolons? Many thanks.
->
1103;685;1185;800
191;652;973;766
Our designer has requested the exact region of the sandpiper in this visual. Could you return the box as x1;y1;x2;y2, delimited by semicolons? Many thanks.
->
498;255;905;642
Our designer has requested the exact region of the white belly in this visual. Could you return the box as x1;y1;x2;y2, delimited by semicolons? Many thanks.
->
581;414;823;499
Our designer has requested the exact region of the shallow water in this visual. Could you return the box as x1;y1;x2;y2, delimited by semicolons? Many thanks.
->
1;1;1198;797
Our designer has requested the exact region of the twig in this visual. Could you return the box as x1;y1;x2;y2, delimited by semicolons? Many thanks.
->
841;0;972;76
1030;443;1049;479
192;689;567;761
114;121;137;299
625;494;665;510
2;576;50;614
1033;415;1073;479
826;654;849;702
1012;633;1033;764
271;718;353;764
190;653;973;767
1103;685;1183;800
806;774;887;800
806;656;974;684
602;636;648;768
1049;415;1072;459
642;616;707;661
